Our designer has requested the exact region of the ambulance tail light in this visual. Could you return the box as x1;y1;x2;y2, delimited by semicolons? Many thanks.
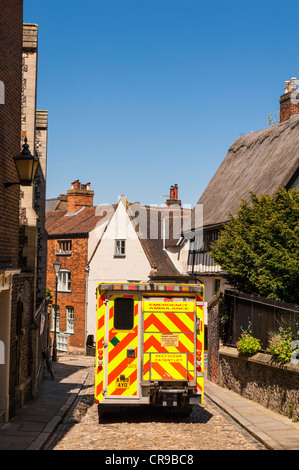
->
98;349;103;361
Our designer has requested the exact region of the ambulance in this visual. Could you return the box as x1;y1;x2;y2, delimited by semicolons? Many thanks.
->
94;282;205;412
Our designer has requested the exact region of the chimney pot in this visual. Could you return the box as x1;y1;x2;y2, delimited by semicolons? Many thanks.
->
166;184;181;206
285;81;291;93
71;180;80;190
291;77;297;91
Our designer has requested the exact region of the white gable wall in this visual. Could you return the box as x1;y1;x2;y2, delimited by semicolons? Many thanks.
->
166;239;190;275
86;200;151;339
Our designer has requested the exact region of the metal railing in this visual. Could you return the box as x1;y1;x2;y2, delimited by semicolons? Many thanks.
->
223;290;299;349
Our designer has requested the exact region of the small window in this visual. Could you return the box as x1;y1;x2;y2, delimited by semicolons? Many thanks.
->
57;240;72;255
58;269;71;292
52;305;60;331
114;297;134;330
66;306;74;334
114;239;126;257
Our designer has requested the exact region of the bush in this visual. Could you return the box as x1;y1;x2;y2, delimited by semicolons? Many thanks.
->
236;324;262;356
267;327;298;364
210;188;299;304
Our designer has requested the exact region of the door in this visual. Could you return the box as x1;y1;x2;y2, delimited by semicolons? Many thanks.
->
142;296;196;383
105;294;140;399
57;333;68;352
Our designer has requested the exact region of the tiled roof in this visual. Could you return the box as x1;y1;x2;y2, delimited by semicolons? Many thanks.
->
46;195;192;280
46;205;115;236
130;204;191;278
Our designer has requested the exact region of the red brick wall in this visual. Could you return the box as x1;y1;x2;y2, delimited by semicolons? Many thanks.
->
47;236;88;352
280;91;299;123
0;0;23;268
67;190;94;213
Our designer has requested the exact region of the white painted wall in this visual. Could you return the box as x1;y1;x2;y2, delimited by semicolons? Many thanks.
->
199;275;229;305
166;239;190;274
86;200;151;339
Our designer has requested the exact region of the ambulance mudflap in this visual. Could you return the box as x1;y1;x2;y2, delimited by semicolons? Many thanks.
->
94;283;204;412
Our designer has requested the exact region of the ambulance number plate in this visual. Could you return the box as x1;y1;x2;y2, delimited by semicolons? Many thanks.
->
116;376;130;389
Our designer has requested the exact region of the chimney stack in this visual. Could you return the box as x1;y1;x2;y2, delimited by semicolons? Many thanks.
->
67;180;94;213
280;77;299;123
166;184;181;207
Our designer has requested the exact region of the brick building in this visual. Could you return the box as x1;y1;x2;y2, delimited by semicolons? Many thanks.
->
0;10;49;422
21;24;49;308
46;181;113;353
17;23;49;411
0;0;23;422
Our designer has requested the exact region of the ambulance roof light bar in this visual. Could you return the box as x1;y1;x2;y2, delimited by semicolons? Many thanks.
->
97;282;203;293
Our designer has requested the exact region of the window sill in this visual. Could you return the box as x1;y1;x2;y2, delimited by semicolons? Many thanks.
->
57;290;71;294
55;252;72;256
114;255;126;258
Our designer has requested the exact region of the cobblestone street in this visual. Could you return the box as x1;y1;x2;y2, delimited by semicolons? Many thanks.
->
44;366;264;451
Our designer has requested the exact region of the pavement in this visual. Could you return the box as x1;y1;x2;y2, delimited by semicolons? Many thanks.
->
0;353;299;451
205;380;299;450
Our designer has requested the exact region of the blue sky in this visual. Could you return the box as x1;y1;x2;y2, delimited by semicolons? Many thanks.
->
24;0;299;207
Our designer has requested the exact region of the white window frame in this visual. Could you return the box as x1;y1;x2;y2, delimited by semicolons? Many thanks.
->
66;306;74;334
114;239;126;257
58;269;71;292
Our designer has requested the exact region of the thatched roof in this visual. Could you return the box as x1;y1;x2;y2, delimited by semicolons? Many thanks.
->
195;114;299;228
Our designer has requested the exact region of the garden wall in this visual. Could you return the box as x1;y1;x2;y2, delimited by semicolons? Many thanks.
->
207;292;299;420
218;346;299;419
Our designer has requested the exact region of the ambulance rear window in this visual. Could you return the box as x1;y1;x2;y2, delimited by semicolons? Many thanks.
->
114;298;134;330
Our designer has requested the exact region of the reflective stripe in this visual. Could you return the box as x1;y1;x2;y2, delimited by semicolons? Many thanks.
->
106;296;139;397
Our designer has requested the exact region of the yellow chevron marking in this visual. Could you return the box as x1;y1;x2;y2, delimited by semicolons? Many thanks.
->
144;311;195;334
106;295;139;397
144;332;194;353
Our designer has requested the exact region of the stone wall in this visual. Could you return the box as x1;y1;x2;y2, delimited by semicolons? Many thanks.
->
218;346;299;420
207;294;299;420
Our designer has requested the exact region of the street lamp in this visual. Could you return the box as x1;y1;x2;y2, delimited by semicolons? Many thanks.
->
3;137;39;196
52;257;61;362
